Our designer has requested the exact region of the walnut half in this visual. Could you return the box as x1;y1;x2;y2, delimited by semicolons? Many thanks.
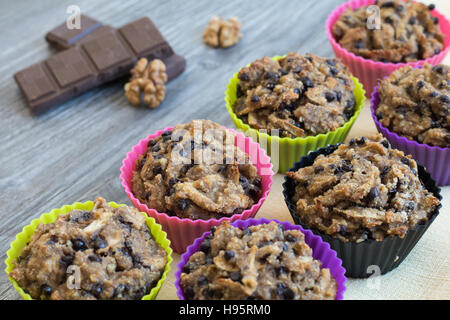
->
124;58;168;109
203;16;242;48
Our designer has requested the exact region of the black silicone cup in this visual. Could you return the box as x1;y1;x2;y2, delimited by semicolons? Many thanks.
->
282;144;443;278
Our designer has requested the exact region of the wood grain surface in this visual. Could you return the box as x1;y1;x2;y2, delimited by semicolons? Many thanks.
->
0;0;448;300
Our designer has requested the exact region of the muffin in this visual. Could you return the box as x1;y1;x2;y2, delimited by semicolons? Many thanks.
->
332;0;445;63
233;52;356;138
179;221;337;300
286;134;440;242
131;119;262;220
376;63;450;148
9;198;168;300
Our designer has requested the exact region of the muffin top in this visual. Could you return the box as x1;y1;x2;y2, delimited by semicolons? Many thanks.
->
377;63;450;148
286;134;440;242
180;221;337;300
9;198;167;300
332;0;445;63
233;52;355;138
132;120;262;220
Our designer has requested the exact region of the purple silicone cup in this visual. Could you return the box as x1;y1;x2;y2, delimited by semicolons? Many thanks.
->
370;83;450;186
174;218;347;300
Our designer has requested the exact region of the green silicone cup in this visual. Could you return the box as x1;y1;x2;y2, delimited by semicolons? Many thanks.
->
225;55;366;173
4;201;173;300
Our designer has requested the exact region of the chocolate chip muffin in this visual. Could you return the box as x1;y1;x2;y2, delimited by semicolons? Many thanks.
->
233;52;356;138
286;134;440;242
9;198;167;300
180;221;337;300
332;0;445;63
376;63;450;148
132;120;262;220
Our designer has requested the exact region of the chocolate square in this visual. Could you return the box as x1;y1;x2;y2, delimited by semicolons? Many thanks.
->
46;47;94;88
82;32;132;71
15;63;55;102
118;17;173;57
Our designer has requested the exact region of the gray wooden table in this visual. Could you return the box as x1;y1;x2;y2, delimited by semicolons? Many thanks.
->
1;0;448;300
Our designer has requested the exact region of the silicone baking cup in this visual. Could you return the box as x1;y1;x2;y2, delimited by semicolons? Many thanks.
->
370;82;450;186
326;0;450;97
283;145;442;278
4;200;173;300
225;55;366;174
174;218;347;300
120;126;274;254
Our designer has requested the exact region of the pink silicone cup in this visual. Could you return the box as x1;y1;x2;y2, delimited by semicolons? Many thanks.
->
120;126;274;254
370;81;450;186
326;0;450;97
174;218;347;300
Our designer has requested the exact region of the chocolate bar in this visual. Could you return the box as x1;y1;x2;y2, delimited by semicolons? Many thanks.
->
16;17;186;114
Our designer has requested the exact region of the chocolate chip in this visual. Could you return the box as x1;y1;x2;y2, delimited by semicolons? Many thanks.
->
59;254;74;267
153;165;163;175
432;16;439;24
162;130;171;137
401;157;410;166
152;145;160;153
366;187;379;203
286;234;297;242
224;250;235;260
292;66;303;73
406;202;415;211
184;286;195;299
182;263;191;274
200;239;210;253
356;137;367;145
168;177;178;187
354;40;363;49
88;254;102;262
325;92;336;102
73;238;87;251
238;72;249;81
301;77;314;88
408;17;417;25
147;139;157;147
314;166;324;174
329;67;338;76
381;139;390;148
396;4;404;13
41;284;52;296
439;95;450;104
434;65;444;74
265;71;279;80
384;16;393;24
341;160;353;172
251;94;259;103
230;271;242;282
92;235;108;250
380;166;391;179
279;69;288;76
177;198;190;211
335;91;343;102
197;276;208;286
326;59;336;66
428;4;436;10
91;283;103;298
277;283;295;300
338;225;347;236
417;80;425;89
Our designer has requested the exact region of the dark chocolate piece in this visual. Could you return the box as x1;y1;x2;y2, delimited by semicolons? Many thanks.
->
15;17;186;114
45;14;103;49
